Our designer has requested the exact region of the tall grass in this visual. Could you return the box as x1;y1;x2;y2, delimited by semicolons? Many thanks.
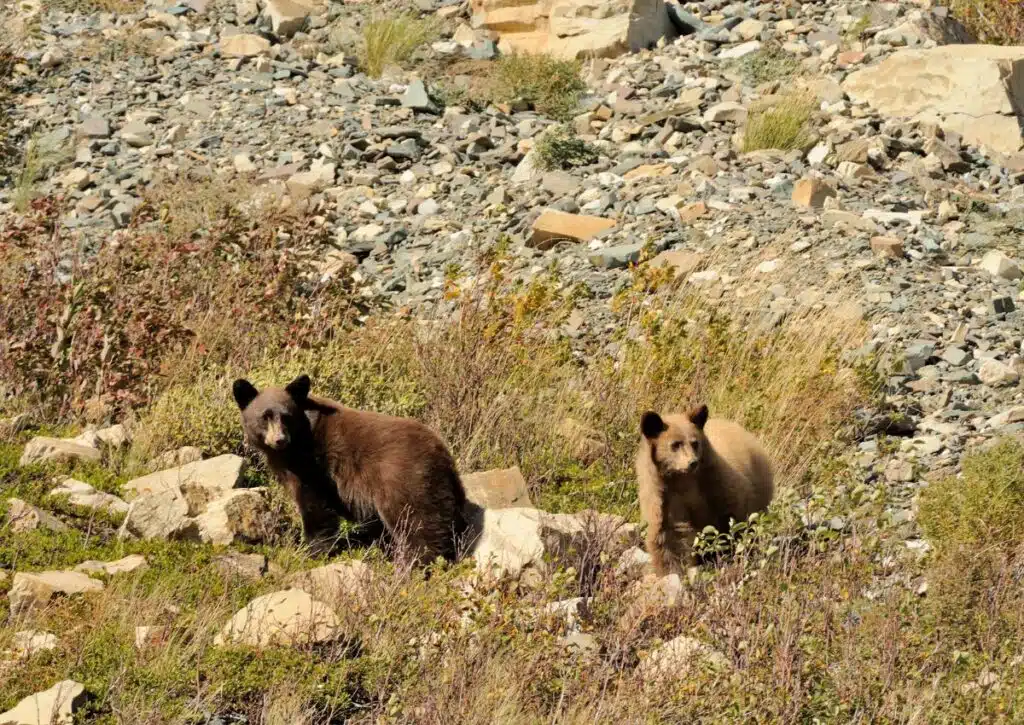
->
359;14;439;78
742;91;817;153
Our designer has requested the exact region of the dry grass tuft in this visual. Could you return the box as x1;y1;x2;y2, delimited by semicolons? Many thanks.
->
742;91;817;153
359;14;439;78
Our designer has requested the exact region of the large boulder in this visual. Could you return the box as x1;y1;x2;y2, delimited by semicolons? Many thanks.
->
472;507;639;578
0;680;87;725
119;455;269;544
193;488;277;545
122;454;245;501
462;467;532;509
8;571;104;616
471;0;674;60
214;589;341;647
842;45;1024;154
120;490;192;541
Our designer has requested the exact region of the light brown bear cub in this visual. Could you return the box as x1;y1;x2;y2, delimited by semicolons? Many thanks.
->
636;405;773;576
232;374;468;564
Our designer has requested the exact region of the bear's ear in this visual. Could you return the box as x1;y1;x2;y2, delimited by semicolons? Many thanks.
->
640;411;666;440
689;404;709;431
232;379;259;410
285;374;311;402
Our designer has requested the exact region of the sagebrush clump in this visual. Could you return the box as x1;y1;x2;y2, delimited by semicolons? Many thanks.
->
490;53;586;121
534;125;600;171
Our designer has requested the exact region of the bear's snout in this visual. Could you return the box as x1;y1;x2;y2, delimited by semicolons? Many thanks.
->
263;418;290;450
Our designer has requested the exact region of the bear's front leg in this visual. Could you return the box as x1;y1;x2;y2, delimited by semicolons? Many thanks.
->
282;472;342;554
654;522;695;577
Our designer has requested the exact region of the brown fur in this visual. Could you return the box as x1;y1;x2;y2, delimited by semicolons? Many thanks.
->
232;374;468;564
636;405;774;576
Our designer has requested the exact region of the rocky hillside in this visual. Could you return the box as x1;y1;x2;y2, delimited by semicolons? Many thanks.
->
2;0;1024;721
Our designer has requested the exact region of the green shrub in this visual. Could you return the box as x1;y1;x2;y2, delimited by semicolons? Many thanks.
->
534;125;599;171
919;439;1024;643
490;53;586;121
919;439;1024;552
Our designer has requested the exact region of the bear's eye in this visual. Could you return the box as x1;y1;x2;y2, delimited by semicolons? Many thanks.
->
671;441;683;452
262;410;274;422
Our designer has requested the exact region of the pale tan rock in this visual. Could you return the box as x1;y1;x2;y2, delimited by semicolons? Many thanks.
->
288;560;374;608
10;630;58;658
8;571;104;616
842;45;1024;153
220;33;272;58
472;0;672;60
6;499;68;533
462;467;532;509
791;177;836;209
193;488;276;545
530;210;616;250
134;625;171;651
214;589;340;647
637;635;732;681
649;250;702;277
263;0;311;38
19;437;100;467
73;555;148;576
49;480;129;515
0;680;86;725
123;454;245;500
472;507;638;578
870;236;904;258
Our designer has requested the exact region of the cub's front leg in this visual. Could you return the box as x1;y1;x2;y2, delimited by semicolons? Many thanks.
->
280;471;342;554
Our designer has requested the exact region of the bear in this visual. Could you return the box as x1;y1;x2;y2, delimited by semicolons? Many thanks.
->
635;404;774;577
232;373;469;565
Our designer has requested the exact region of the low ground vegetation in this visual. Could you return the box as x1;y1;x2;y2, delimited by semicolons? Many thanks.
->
947;0;1024;44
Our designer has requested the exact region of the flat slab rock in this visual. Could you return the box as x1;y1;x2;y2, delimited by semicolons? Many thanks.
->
122;453;245;499
0;680;86;725
73;554;148;576
8;571;104;616
18;437;100;467
49;479;129;515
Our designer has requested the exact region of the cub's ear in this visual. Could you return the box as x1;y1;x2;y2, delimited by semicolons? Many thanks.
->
640;411;666;440
232;379;259;410
689;404;709;431
285;374;311;402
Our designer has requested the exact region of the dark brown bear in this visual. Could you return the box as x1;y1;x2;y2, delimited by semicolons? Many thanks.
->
232;374;468;564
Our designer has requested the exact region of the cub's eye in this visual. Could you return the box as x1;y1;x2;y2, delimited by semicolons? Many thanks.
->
671;441;683;452
262;410;274;421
